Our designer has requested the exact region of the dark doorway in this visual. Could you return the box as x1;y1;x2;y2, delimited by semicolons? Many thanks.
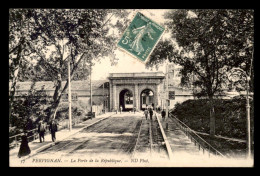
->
119;89;133;111
140;89;154;110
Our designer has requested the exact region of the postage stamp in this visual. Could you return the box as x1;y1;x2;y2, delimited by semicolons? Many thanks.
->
117;12;165;63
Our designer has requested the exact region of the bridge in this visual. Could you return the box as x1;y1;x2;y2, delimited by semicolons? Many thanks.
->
10;109;251;167
10;71;253;167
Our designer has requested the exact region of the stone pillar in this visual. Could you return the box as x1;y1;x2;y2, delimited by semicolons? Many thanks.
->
154;84;159;108
155;84;160;106
134;84;139;111
109;80;113;111
113;84;117;111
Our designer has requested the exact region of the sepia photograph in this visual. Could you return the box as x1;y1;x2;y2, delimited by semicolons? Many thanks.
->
9;9;254;167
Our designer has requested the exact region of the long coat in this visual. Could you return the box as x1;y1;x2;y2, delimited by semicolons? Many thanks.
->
18;135;31;158
49;121;58;133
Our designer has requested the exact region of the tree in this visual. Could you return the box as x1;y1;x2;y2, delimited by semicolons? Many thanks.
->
10;82;51;135
9;9;37;125
22;9;128;122
147;9;254;136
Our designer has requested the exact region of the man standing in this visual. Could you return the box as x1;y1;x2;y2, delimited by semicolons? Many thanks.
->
120;106;123;114
144;108;148;120
38;119;46;143
49;119;58;142
161;109;166;121
149;108;153;120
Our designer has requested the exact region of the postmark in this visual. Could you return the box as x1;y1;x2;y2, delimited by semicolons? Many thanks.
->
117;12;165;63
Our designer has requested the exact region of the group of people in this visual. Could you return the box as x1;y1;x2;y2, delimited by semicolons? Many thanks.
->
143;108;153;120
118;106;137;114
17;118;59;158
143;107;166;121
38;119;58;143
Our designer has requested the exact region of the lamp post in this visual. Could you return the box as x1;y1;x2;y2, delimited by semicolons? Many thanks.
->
246;75;251;160
230;67;252;159
165;60;169;130
68;58;72;131
90;63;92;115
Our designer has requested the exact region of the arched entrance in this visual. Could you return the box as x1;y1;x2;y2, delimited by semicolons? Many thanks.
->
140;89;154;110
119;89;133;111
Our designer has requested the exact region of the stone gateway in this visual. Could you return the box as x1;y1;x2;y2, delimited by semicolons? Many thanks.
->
108;72;165;112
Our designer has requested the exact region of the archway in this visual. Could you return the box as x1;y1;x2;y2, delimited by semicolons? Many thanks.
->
140;89;154;110
119;89;133;111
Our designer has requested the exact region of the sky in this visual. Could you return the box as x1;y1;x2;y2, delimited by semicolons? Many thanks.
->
91;9;172;80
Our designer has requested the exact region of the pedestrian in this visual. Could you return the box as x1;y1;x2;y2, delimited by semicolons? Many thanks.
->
18;132;31;158
144;108;148;120
149;109;153;120
161;109;166;121
49;119;58;142
38;119;46;143
120;106;122;114
133;107;136;114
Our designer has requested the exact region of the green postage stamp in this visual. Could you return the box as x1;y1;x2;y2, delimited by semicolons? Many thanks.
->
117;12;165;63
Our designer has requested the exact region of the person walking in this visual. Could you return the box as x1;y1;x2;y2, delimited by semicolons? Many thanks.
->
38;119;46;143
49;119;58;142
133;107;136;114
149;109;153;120
120;106;123;114
18;132;31;158
161;109;166;121
144;108;148;120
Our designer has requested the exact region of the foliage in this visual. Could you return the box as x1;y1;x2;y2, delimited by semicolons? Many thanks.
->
10;82;52;135
148;9;254;96
9;9;39;121
146;40;176;70
9;9;129;122
171;97;254;139
147;9;254;136
54;101;86;121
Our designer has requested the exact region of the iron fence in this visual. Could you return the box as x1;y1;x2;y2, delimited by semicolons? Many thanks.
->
9;116;85;150
169;114;225;157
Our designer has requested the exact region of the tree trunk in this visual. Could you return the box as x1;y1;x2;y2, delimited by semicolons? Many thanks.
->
49;99;60;121
47;53;86;122
209;96;216;136
9;42;23;126
48;73;62;122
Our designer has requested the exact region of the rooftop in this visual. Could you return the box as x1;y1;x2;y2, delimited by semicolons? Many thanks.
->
12;80;109;91
108;72;165;79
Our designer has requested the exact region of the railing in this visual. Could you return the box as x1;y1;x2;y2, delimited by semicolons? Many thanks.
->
9;117;85;150
9;125;51;149
155;113;174;160
169;114;225;158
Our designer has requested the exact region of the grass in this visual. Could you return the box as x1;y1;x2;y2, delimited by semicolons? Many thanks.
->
171;96;254;157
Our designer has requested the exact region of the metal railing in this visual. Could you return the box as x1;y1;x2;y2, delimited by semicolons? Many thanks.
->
169;114;225;157
9;125;51;149
155;113;174;160
9;117;85;149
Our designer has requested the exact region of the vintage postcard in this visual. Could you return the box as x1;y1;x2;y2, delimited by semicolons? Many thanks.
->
9;9;254;167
